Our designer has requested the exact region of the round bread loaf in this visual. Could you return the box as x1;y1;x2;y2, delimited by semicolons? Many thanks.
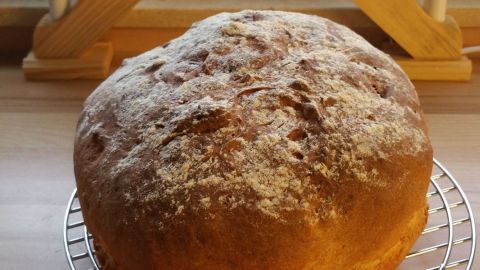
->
74;10;433;270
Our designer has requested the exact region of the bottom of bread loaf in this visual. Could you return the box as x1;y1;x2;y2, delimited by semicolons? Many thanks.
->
93;203;427;270
350;204;428;270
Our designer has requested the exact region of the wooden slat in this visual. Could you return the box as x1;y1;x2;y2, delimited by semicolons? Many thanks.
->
354;0;463;60
4;26;480;58
102;26;392;65
23;42;113;80
2;0;480;28
33;0;138;58
462;27;480;47
0;0;369;28
395;56;472;81
1;1;480;56
448;7;480;27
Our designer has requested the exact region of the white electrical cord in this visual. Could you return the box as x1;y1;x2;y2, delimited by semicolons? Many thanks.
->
462;46;480;55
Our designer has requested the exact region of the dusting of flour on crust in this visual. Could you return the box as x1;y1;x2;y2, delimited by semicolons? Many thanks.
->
77;11;430;225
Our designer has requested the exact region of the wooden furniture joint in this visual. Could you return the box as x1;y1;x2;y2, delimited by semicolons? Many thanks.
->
22;0;471;81
23;0;138;80
355;0;471;81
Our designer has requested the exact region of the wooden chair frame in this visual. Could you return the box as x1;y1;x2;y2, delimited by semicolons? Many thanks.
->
22;0;471;81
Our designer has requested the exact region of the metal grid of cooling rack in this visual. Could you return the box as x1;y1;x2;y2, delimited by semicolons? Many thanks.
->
63;190;100;270
63;158;476;270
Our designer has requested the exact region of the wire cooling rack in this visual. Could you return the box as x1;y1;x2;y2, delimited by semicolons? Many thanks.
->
63;159;476;270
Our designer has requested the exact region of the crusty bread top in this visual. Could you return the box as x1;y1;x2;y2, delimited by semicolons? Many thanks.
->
75;10;430;228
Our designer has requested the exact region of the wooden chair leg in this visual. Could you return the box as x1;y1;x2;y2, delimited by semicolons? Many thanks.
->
23;0;139;80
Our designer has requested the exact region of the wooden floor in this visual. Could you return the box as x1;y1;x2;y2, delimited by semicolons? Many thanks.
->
0;60;479;269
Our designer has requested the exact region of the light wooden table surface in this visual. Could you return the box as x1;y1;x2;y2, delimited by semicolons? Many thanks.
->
0;60;479;269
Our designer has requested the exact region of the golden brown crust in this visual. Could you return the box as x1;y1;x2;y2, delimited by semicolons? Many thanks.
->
74;10;433;270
